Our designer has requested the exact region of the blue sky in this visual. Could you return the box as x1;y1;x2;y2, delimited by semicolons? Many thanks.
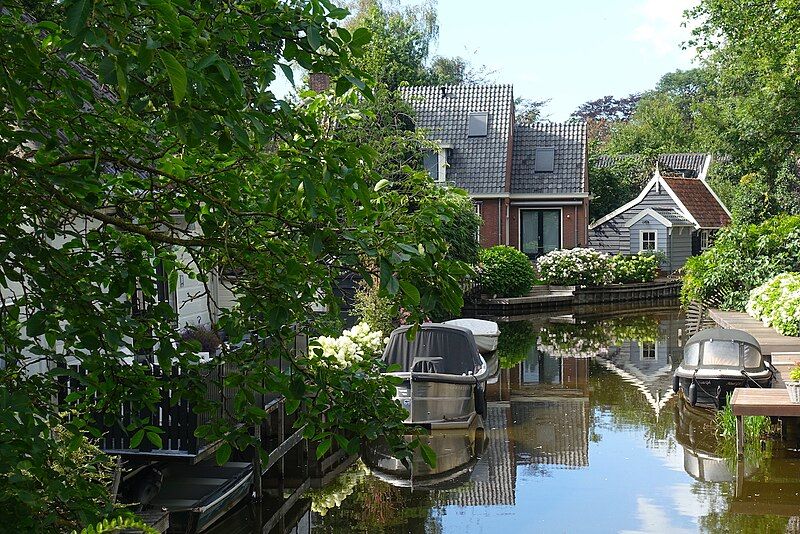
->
431;0;699;120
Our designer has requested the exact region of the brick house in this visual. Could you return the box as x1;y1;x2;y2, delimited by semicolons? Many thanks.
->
400;84;589;259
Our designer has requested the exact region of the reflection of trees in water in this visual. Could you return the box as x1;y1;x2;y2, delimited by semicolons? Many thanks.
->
312;474;443;533
587;361;674;446
497;320;539;369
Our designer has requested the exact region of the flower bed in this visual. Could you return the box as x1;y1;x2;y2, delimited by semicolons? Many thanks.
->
746;272;800;336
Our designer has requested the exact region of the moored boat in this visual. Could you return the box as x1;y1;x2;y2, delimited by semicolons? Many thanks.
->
444;318;500;378
672;328;773;408
382;323;490;428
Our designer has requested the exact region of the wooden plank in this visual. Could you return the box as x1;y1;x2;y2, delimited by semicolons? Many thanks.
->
730;388;800;417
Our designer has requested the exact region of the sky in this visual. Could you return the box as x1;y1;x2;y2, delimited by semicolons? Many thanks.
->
429;0;700;120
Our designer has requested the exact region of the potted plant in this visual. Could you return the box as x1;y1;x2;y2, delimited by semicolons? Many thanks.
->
787;364;800;404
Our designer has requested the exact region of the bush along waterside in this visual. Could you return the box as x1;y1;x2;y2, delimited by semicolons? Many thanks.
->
681;214;800;310
535;248;659;287
746;273;800;336
478;246;537;297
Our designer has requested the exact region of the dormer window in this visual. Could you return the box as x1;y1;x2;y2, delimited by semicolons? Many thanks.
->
423;143;451;183
468;112;489;137
535;147;555;173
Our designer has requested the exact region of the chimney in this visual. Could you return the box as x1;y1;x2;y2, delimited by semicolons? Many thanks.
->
309;72;331;93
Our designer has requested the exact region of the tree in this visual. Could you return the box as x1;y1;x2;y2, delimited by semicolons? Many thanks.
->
515;97;550;124
605;93;698;156
571;94;641;144
0;1;469;529
588;152;650;221
346;0;489;88
688;1;800;179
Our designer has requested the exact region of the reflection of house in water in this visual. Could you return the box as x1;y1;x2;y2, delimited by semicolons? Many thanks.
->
436;405;517;506
511;398;590;469
594;314;684;415
506;347;591;470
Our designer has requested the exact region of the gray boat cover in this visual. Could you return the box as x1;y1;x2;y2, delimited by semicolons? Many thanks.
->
383;324;481;375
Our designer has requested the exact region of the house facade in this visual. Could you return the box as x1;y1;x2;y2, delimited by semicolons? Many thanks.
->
588;154;731;271
400;85;589;259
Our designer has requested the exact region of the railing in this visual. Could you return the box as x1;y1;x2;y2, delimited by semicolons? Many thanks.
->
58;361;250;460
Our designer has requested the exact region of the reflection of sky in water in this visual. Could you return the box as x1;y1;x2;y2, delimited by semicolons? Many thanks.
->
437;411;702;534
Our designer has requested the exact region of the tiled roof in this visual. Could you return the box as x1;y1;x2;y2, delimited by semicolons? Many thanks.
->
658;153;708;178
400;85;514;195
595;153;709;179
663;177;731;228
510;122;587;195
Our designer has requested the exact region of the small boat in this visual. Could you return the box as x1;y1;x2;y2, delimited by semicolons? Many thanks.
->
365;426;486;490
444;318;500;378
382;323;490;428
673;328;773;408
144;460;254;532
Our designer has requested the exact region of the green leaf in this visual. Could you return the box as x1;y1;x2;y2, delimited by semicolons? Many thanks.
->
216;442;232;465
285;399;300;414
279;63;295;86
373;178;389;192
307;26;321;50
399;281;420;304
315;438;332;460
387;276;399;296
129;428;145;448
420;442;437;468
351;27;371;47
159;50;187;105
25;310;47;337
147;432;163;449
65;0;93;35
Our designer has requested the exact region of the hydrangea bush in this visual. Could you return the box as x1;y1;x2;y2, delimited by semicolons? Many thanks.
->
746;273;800;336
536;247;611;286
311;322;387;368
608;253;660;284
478;245;537;297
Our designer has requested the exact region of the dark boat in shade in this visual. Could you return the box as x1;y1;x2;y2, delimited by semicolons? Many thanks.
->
382;323;490;429
672;328;773;408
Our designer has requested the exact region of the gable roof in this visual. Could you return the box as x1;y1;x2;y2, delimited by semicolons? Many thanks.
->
400;84;514;195
588;163;731;230
510;122;587;195
662;177;731;228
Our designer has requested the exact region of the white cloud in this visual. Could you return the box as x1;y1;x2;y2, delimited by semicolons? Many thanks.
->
630;0;699;63
620;497;695;534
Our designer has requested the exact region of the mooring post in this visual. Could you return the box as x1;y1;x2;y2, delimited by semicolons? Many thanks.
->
252;424;263;501
735;414;744;461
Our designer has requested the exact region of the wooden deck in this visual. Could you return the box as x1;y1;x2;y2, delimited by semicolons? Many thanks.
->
709;309;800;357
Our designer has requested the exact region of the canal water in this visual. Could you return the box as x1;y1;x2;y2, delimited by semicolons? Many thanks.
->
216;304;800;533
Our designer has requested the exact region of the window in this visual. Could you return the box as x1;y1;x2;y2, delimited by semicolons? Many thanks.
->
534;147;555;173
423;147;449;183
520;209;561;259
700;230;711;250
640;230;657;252
641;342;657;359
467;111;489;137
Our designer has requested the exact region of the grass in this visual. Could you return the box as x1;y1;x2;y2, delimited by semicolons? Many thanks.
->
715;393;775;465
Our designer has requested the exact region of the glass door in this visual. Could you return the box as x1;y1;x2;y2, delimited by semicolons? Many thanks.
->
520;209;561;259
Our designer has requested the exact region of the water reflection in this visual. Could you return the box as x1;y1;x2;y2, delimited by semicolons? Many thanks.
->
218;305;800;533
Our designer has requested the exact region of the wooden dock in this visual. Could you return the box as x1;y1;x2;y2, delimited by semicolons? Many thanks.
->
709;309;800;357
731;389;800;458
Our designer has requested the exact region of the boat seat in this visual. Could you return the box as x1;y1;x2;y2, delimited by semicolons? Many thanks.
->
411;356;443;374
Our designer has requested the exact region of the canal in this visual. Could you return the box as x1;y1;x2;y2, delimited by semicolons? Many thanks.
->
217;304;800;533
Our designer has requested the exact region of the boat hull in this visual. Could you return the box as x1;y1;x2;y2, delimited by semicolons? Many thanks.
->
394;378;483;429
674;372;772;408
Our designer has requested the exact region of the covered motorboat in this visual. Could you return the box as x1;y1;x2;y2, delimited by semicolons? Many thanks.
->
383;324;489;428
673;328;773;408
443;319;499;356
444;318;500;379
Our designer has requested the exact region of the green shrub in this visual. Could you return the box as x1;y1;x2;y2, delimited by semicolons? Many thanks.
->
536;247;610;286
608;253;659;284
681;215;800;310
478;246;536;297
746;272;800;335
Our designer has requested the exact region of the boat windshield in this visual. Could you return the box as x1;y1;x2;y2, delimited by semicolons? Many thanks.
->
684;343;700;368
743;345;763;369
700;340;741;368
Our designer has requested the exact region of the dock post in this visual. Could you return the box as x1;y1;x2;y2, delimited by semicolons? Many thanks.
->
253;424;263;501
735;414;744;460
